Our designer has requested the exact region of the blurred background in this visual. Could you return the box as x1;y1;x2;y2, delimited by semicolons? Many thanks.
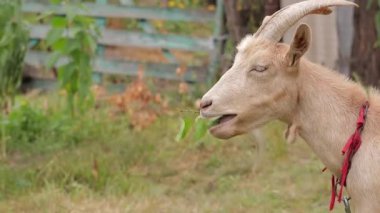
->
0;0;379;212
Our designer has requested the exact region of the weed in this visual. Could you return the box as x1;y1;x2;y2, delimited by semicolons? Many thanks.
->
45;0;99;116
0;0;28;109
0;0;29;159
0;95;339;212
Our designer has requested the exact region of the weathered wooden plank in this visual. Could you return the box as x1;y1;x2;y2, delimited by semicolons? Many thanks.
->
207;0;225;84
29;25;212;52
22;2;214;23
22;79;127;92
93;0;108;84
23;79;57;90
25;51;205;82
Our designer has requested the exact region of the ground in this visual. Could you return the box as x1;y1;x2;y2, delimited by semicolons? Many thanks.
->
0;98;345;212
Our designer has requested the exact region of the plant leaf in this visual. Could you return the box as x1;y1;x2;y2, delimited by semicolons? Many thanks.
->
50;0;62;4
51;38;67;51
51;16;66;28
46;51;61;69
175;117;193;142
46;28;64;46
193;118;209;141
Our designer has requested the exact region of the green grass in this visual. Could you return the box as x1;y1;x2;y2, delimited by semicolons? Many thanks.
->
0;94;345;212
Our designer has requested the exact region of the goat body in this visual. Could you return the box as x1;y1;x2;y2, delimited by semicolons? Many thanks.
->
199;1;380;211
294;58;380;212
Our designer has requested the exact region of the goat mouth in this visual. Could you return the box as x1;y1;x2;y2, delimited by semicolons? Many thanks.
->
210;114;237;128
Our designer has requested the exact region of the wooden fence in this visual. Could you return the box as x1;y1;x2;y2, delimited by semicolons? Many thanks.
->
22;0;225;88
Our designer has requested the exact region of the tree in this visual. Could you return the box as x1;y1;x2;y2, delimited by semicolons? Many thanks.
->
264;0;280;16
223;0;265;45
221;0;280;73
351;1;380;87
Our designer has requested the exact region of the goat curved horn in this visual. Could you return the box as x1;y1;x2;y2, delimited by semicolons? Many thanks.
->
254;0;358;41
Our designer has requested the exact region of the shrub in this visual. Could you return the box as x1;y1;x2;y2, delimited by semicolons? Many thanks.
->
0;0;28;109
5;102;48;145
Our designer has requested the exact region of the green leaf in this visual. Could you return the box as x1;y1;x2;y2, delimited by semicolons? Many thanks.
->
83;33;97;53
193;118;209;141
0;32;13;47
46;51;61;69
51;38;67;51
50;0;62;5
57;63;75;86
46;28;64;46
51;16;67;28
64;40;81;54
65;5;76;24
175;117;194;142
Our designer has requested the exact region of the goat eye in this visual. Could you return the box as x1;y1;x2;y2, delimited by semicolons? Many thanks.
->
250;65;268;73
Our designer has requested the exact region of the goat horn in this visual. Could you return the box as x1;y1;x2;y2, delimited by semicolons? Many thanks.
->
254;0;358;41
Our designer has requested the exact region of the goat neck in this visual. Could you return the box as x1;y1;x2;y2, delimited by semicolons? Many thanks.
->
290;59;368;175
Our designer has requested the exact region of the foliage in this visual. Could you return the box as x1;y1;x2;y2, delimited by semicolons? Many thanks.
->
176;116;210;142
0;0;28;109
0;97;92;154
108;70;169;130
45;0;99;116
2;101;71;150
4;102;48;145
0;93;334;212
0;0;29;159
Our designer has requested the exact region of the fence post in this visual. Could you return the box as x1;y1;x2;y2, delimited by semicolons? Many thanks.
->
93;0;108;84
207;0;224;85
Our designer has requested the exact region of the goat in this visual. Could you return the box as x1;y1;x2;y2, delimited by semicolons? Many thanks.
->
199;0;380;212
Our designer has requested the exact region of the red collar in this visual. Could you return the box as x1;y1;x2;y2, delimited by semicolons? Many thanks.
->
328;101;369;210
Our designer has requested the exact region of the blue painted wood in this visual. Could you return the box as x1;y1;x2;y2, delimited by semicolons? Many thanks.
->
23;80;129;92
162;49;177;64
208;0;225;84
28;39;38;48
26;51;206;82
137;19;156;34
23;1;225;85
22;2;214;23
93;0;108;84
29;25;212;52
136;19;177;63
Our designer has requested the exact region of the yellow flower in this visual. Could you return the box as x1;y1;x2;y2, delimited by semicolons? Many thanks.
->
168;1;176;7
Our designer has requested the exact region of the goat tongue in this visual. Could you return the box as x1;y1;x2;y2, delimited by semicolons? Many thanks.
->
217;114;236;124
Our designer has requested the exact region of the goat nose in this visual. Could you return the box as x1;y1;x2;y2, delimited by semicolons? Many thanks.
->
200;99;212;110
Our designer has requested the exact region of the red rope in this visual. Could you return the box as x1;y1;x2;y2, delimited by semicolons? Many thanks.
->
328;101;369;211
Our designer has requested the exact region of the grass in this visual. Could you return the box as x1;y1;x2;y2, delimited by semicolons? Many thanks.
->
0;94;345;213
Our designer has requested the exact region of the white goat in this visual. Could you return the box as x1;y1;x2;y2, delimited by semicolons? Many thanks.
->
200;0;380;212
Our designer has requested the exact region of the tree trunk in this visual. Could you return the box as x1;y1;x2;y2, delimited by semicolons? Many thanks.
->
222;0;265;72
223;0;265;45
223;0;245;44
351;1;380;87
265;0;281;16
222;0;281;71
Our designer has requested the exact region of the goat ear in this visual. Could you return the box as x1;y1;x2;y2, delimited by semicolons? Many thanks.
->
286;24;311;67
